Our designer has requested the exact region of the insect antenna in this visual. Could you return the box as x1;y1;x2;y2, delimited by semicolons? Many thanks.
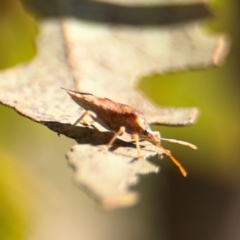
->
160;138;197;150
155;142;187;177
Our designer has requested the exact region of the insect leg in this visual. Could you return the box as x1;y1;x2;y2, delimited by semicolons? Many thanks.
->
131;134;142;158
101;126;125;152
58;110;96;136
71;110;97;128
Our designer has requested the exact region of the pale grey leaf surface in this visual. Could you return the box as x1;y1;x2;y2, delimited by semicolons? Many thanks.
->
67;144;159;210
0;0;229;208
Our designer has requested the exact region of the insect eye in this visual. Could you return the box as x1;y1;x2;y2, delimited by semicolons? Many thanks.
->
142;130;149;136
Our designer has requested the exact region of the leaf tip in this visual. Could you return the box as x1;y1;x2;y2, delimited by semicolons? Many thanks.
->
213;35;230;66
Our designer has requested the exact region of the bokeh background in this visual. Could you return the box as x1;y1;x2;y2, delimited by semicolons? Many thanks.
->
1;0;240;240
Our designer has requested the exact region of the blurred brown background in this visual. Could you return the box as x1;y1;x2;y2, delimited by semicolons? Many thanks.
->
0;0;240;240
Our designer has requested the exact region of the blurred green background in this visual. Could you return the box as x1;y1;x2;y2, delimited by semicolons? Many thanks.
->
0;0;240;240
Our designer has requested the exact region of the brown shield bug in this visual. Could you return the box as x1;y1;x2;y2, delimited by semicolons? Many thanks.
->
62;88;197;177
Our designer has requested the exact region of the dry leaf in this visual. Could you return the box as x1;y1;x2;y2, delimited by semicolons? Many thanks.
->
0;0;229;209
67;144;159;210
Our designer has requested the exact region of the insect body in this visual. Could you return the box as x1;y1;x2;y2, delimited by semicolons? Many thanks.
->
63;88;197;177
